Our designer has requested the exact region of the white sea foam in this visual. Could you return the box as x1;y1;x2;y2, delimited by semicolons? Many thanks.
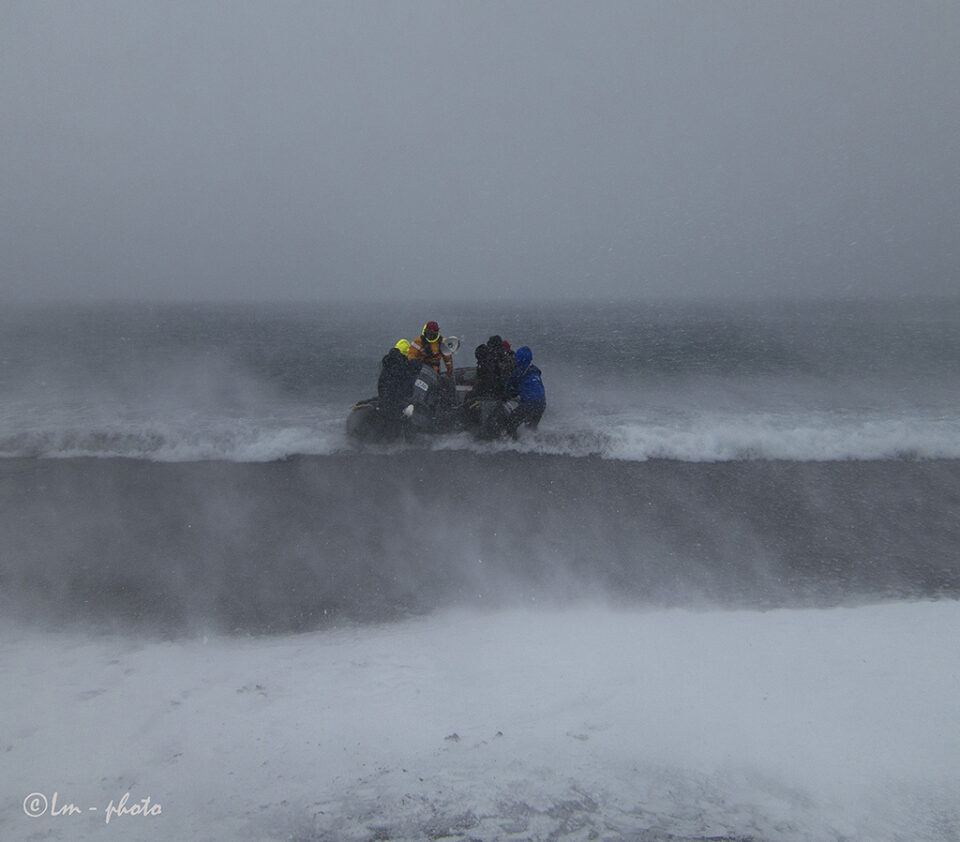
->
433;408;960;463
595;410;960;462
3;406;960;463
4;602;959;841
0;415;347;462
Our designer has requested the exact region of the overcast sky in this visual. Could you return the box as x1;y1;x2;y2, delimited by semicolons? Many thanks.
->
1;1;958;302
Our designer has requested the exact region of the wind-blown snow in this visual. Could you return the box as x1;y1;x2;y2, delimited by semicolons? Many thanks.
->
4;602;959;841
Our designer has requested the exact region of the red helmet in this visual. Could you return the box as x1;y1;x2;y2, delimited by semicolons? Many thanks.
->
423;321;440;341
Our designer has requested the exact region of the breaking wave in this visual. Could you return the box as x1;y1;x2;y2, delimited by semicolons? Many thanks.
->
2;408;959;463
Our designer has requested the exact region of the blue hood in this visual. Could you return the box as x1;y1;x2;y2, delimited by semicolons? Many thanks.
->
514;346;532;367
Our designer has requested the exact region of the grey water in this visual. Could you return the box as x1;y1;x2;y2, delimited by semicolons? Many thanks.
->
1;298;958;461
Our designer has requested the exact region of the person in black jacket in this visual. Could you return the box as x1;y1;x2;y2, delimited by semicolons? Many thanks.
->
377;340;422;422
473;335;515;398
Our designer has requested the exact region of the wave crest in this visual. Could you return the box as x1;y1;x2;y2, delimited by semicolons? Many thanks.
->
2;411;958;463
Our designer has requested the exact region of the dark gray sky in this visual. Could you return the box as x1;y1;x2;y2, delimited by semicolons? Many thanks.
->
2;0;958;302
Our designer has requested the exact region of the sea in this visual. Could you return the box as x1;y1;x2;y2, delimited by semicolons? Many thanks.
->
1;298;958;841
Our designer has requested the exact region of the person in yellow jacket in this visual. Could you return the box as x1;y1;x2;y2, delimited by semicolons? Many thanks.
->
407;321;454;378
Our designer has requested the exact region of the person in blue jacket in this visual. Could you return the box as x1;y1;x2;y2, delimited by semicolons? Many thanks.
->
502;345;545;438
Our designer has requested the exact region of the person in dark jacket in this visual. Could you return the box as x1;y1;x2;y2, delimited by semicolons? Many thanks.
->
377;339;422;422
474;335;515;398
502;345;545;437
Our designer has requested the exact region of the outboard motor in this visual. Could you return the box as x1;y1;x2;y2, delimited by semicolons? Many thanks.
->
407;365;442;432
406;365;467;434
